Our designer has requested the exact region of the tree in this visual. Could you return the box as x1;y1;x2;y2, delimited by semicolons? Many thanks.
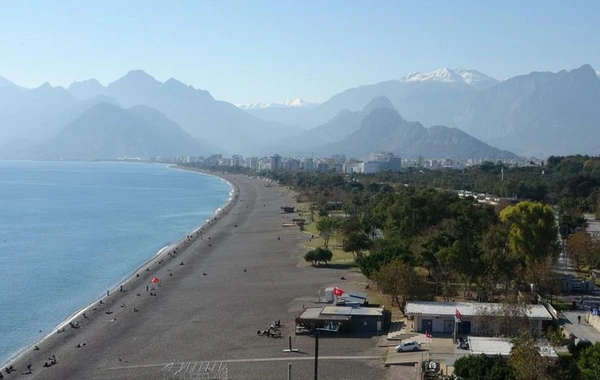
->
577;342;600;380
342;231;371;260
481;224;516;294
316;216;340;247
474;298;531;337
509;330;550;380
547;355;580;380
500;201;558;288
543;325;564;348
567;231;600;271
454;354;512;380
356;238;413;278
304;247;333;266
304;250;317;266
371;260;428;315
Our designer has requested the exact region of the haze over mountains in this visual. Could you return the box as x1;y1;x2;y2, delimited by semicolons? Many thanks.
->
455;64;600;156
278;97;517;160
36;103;211;160
0;65;598;160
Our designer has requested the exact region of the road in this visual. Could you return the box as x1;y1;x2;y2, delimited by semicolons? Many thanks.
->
562;311;600;343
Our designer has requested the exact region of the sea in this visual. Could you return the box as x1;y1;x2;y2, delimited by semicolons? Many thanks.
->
0;160;232;365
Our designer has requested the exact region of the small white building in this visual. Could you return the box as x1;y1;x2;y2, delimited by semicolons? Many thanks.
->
405;301;553;336
468;336;557;358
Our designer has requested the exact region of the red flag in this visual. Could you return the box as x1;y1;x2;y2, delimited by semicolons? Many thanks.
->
455;309;462;319
333;287;344;296
426;331;432;339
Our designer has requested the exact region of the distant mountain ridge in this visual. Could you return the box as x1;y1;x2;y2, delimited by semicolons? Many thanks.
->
237;99;319;110
64;70;301;155
1;64;599;159
317;104;518;160
455;64;600;156
0;76;22;89
0;82;80;144
245;67;499;130
33;102;212;160
277;96;396;155
398;68;500;90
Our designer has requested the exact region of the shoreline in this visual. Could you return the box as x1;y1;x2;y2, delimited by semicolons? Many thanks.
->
1;166;237;369
7;170;384;380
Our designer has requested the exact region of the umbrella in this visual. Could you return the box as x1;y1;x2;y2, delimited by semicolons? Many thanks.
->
151;277;160;283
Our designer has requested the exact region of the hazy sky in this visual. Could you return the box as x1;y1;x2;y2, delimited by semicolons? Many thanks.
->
1;0;599;104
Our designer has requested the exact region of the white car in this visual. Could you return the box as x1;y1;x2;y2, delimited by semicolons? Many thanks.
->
395;340;421;352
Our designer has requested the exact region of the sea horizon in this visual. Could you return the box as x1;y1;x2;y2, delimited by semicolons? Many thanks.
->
0;160;231;365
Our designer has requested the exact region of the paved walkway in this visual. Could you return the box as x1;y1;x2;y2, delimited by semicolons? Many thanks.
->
562;311;600;343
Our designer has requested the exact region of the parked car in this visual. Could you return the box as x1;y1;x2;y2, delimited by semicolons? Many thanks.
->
395;340;421;352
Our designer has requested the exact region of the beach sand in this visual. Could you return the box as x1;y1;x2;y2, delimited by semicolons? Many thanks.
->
6;173;386;380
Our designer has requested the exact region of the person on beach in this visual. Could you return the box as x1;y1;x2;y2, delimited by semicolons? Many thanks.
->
107;290;110;296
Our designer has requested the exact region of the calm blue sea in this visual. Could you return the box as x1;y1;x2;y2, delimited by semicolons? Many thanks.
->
0;161;231;365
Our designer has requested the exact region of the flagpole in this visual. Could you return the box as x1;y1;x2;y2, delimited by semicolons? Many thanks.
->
453;316;458;344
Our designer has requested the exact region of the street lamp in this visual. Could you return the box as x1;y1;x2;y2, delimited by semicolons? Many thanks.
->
313;327;331;380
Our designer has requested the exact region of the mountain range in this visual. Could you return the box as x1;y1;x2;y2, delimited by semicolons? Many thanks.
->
237;99;319;110
277;97;517;160
243;68;499;129
0;65;598;160
65;70;301;154
454;64;600;156
35;103;211;160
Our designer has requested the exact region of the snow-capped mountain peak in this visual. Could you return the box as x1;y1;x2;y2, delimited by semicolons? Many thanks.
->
399;68;499;89
237;98;320;110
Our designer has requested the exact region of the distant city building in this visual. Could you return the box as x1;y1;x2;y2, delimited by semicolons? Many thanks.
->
164;151;528;174
244;157;258;170
302;158;314;172
343;162;362;174
362;161;380;174
270;154;282;171
317;162;329;173
231;154;243;167
284;158;300;171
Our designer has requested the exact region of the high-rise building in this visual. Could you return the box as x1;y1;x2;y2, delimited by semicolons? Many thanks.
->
270;154;282;170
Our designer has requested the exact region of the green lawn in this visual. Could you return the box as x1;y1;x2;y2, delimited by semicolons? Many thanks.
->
296;202;357;267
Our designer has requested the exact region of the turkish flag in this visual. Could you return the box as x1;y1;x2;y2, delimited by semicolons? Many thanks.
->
333;287;344;296
455;309;463;319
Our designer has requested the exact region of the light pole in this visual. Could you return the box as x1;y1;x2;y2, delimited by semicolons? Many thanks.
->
314;329;319;380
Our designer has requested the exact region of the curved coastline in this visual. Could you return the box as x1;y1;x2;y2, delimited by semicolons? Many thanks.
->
5;170;384;380
1;166;237;369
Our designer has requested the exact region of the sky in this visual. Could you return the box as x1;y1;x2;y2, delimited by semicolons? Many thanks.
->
1;0;600;104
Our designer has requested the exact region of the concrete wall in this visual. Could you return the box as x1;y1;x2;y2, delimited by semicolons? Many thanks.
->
540;301;559;319
587;313;600;332
414;315;466;334
413;315;543;336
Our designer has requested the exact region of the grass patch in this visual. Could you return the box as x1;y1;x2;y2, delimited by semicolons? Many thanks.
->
301;235;357;267
549;298;572;312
